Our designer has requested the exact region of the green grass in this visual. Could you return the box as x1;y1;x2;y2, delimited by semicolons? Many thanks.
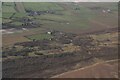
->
2;2;16;13
33;3;94;31
2;13;14;19
23;2;63;11
2;2;16;20
2;2;15;7
2;6;16;13
2;19;12;23
35;14;72;22
2;2;117;34
13;13;28;18
2;2;28;23
28;34;53;40
11;21;23;26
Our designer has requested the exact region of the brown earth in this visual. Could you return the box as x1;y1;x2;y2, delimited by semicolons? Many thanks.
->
53;59;119;78
2;28;47;46
2;34;29;47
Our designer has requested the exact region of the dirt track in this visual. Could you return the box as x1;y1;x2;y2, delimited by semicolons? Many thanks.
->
15;2;26;13
53;59;119;78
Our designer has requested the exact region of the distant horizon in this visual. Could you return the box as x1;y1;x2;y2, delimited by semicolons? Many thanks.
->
1;0;119;2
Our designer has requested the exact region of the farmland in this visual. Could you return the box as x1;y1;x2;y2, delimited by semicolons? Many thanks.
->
2;2;119;78
27;33;53;40
2;2;118;33
23;2;63;11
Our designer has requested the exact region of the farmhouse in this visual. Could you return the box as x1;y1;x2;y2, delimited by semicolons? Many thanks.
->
102;9;111;13
66;23;70;24
47;31;52;35
107;9;111;13
22;28;28;31
102;9;106;13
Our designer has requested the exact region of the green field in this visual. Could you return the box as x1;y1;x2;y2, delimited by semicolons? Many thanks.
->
2;2;118;45
2;6;16;13
2;13;14;19
2;3;16;19
23;2;63;11
2;2;118;34
13;13;27;18
2;3;25;18
27;34;53;40
11;21;23;26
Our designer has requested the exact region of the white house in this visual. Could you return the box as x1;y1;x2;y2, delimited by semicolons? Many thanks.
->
47;31;52;35
102;9;106;13
107;9;111;12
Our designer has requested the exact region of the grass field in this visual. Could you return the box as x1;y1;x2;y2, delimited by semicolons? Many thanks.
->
2;2;26;22
27;34;53;40
2;3;14;20
11;21;23;26
12;13;28;18
2;13;14;19
2;2;118;46
2;6;16;13
23;2;63;11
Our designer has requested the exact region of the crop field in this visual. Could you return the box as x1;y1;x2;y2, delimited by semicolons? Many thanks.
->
2;2;119;78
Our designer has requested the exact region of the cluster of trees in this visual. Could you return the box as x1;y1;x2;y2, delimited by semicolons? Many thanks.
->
2;22;39;29
26;9;56;16
52;31;76;44
2;16;41;29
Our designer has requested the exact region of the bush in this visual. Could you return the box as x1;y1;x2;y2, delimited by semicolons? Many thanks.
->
35;52;44;55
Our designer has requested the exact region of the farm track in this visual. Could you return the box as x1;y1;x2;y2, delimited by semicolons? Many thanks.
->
52;59;119;78
14;2;26;13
